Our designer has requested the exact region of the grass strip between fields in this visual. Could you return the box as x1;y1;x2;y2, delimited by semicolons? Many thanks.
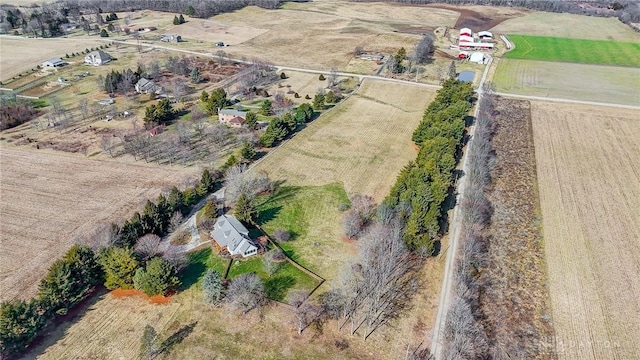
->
504;35;640;67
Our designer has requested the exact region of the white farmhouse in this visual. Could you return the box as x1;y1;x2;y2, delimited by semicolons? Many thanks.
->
84;50;112;66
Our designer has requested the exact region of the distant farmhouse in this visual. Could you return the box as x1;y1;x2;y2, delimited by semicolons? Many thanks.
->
160;34;182;43
84;50;111;66
42;58;66;68
218;109;247;128
211;215;258;258
135;78;163;95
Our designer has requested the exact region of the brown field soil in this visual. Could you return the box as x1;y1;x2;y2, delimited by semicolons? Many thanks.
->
492;59;640;106
19;81;68;98
531;102;640;359
0;147;197;301
254;79;436;201
491;12;640;42
426;4;527;30
480;98;555;358
0;37;106;79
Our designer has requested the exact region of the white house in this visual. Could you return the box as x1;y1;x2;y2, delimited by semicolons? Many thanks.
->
84;50;112;66
42;58;65;68
211;215;258;258
135;78;163;95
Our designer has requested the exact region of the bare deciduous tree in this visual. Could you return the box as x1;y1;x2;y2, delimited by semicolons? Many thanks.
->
168;211;184;233
226;273;265;315
224;165;273;206
288;291;321;334
162;246;188;272
414;34;435;64
100;135;116;157
135;234;162;261
273;228;290;242
342;210;363;239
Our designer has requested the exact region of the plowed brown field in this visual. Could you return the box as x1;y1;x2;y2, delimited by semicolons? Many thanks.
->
0;147;196;301
531;102;640;359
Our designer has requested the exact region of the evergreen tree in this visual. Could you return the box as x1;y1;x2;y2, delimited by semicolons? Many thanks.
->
260;99;272;116
140;325;159;360
234;193;257;225
448;61;457;79
240;142;256;162
245;111;258;130
133;257;180;296
173;15;179;25
202;269;224;305
0;300;46;356
189;67;200;84
98;247;139;290
179;14;186;24
185;6;196;16
325;90;335;104
313;93;325;110
100;29;109;37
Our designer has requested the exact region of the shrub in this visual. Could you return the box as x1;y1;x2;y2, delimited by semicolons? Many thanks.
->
305;94;311;100
318;74;326;81
280;72;287;79
294;92;300;98
133;257;180;296
338;203;350;211
273;228;290;242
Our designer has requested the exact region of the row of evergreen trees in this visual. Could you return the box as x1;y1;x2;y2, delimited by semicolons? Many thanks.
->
384;79;474;251
0;169;220;357
260;103;314;147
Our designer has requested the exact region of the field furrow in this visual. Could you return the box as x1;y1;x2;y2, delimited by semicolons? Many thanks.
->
531;102;640;359
0;147;197;301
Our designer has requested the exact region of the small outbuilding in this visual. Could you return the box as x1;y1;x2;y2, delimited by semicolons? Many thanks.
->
160;34;182;43
478;31;493;39
458;51;469;59
460;28;472;36
42;58;66;68
470;52;485;64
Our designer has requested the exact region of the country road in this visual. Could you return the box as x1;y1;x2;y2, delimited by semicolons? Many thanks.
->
429;55;492;358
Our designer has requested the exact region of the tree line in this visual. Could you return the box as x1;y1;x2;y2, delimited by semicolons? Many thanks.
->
442;92;496;358
0;168;220;358
385;79;474;252
349;0;640;24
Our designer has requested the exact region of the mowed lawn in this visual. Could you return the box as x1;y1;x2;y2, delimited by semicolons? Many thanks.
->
504;35;640;66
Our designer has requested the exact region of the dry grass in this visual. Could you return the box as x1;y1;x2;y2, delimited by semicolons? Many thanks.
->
254;79;436;201
491;12;640;42
207;5;451;69
492;59;640;106
0;37;105;79
480;98;555;358
0;147;197;301
531;102;640;359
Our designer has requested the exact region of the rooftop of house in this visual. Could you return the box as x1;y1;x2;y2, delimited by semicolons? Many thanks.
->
228;116;245;125
219;109;247;117
211;214;251;253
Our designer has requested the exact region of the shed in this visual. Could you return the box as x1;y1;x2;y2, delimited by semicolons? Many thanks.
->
470;52;485;64
478;31;493;39
43;58;65;68
458;51;469;59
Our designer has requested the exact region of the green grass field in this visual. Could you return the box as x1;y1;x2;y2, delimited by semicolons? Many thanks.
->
256;184;352;280
505;35;640;67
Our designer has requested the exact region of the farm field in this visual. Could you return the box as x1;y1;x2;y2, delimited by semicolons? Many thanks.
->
492;59;640;105
503;35;640;66
491;12;640;42
531;102;640;359
191;5;454;70
253;79;436;201
0;36;105;79
0;147;197;302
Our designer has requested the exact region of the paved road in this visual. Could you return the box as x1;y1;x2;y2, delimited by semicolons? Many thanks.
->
429;55;493;359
